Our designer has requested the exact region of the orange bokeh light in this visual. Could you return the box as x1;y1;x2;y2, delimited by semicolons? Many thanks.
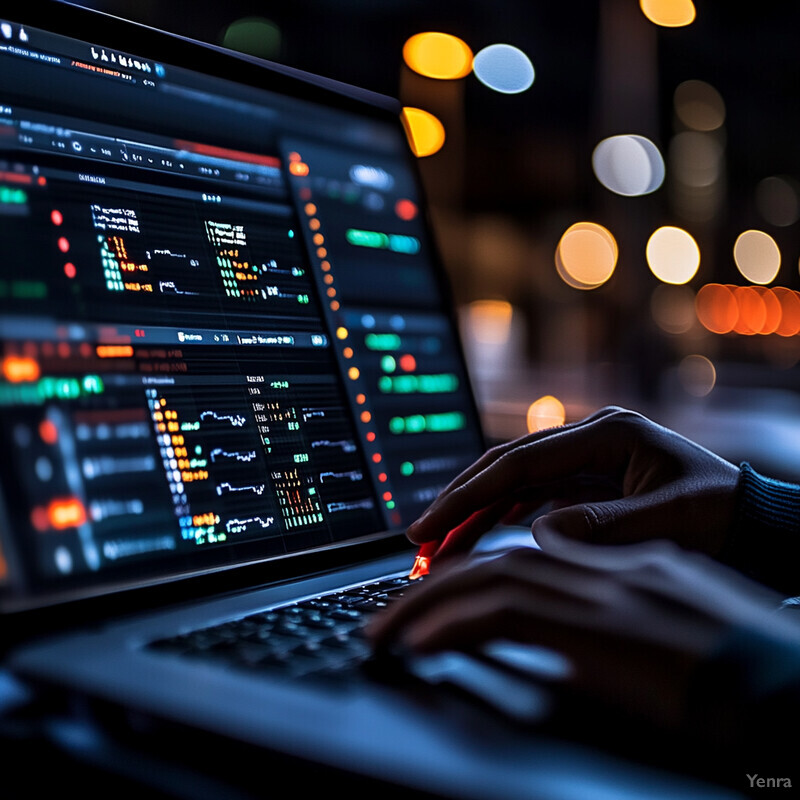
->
695;284;737;334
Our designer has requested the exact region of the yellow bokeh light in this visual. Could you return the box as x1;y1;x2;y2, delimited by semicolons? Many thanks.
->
403;32;473;80
555;222;618;290
526;396;566;433
401;107;446;158
733;230;781;285
646;226;700;285
466;299;514;344
640;0;696;27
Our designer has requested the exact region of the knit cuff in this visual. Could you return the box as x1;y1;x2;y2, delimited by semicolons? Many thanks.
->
720;463;800;594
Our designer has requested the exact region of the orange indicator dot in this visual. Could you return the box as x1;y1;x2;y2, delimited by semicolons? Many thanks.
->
304;203;317;215
48;497;87;530
360;410;372;423
323;273;334;285
356;392;366;403
309;218;321;231
289;161;309;176
330;300;340;311
313;233;325;246
320;260;331;271
348;367;360;380
3;355;40;383
343;347;354;358
316;247;327;258
327;287;337;298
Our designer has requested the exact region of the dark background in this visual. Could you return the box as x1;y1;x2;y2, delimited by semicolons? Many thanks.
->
64;0;800;476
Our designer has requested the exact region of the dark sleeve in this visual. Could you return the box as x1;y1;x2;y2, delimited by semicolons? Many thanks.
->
719;462;800;595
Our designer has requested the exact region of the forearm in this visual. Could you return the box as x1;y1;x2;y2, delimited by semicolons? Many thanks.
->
720;463;800;595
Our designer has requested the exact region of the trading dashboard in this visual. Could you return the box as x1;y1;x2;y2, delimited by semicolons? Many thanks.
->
0;13;485;602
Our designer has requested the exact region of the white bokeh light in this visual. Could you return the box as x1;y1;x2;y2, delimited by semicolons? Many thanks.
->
472;44;534;94
592;135;665;196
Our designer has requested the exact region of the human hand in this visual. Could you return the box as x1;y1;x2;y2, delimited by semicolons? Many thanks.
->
407;406;740;564
369;535;793;733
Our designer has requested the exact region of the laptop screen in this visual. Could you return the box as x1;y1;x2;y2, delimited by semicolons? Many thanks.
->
0;2;485;609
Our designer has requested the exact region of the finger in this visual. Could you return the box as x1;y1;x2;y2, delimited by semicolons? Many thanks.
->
369;547;604;647
407;408;643;544
418;405;622;513
430;499;518;563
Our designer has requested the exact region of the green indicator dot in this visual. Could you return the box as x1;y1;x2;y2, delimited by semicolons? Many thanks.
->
386;500;396;509
288;230;295;238
380;355;396;373
400;461;414;476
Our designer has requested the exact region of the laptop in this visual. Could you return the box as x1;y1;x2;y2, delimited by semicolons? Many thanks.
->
0;3;742;797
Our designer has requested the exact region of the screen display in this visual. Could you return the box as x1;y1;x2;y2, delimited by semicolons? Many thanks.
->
0;8;485;605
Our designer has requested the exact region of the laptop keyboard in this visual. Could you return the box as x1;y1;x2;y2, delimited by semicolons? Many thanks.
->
148;575;418;680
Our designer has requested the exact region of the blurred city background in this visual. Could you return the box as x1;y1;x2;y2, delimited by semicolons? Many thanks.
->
69;0;800;479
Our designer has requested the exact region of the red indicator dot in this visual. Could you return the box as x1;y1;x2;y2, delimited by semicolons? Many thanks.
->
51;210;64;226
39;419;59;445
288;152;302;162
37;176;47;186
391;511;402;526
382;491;393;502
399;354;417;372
372;452;382;463
31;507;49;532
366;431;376;442
395;198;418;221
299;188;312;200
63;262;76;279
378;473;388;482
57;237;70;253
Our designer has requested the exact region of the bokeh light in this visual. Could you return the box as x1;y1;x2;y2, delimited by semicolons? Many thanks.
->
673;80;725;131
526;395;566;433
669;131;723;188
640;0;696;27
756;176;800;227
732;286;766;335
733;230;781;284
646;226;700;285
221;17;281;60
695;283;737;334
472;44;534;94
592;135;664;196
466;299;514;344
402;32;473;80
651;284;696;334
774;287;800;337
555;222;618;290
401;107;446;157
678;354;716;397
